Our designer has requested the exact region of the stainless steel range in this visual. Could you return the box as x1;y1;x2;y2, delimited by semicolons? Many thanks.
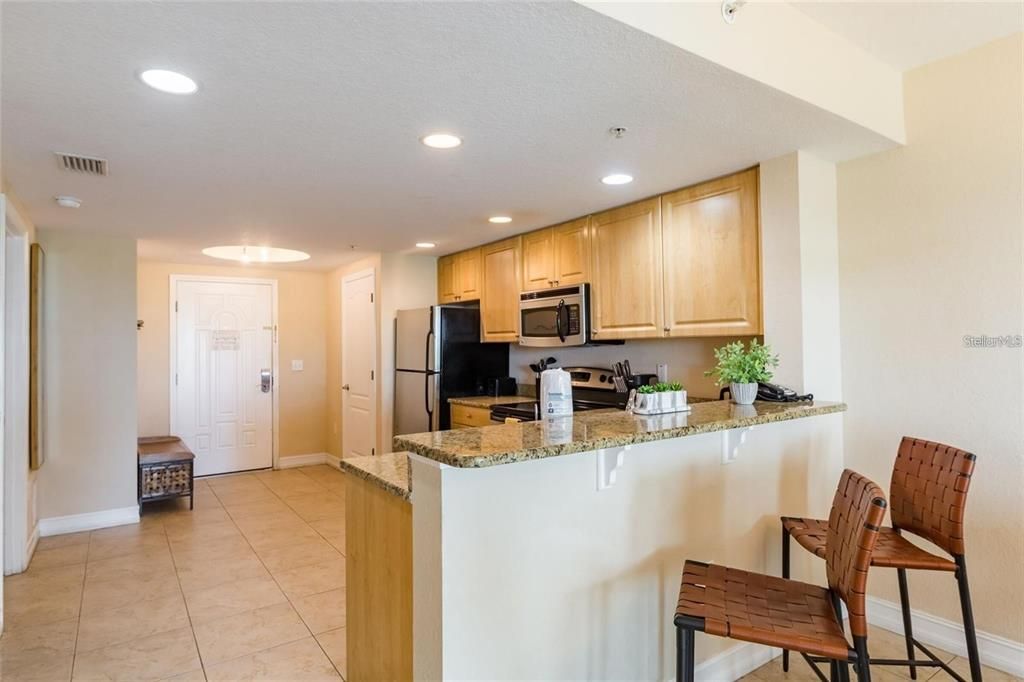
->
489;366;626;423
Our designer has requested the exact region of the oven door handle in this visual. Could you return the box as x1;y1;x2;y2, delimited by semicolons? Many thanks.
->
556;299;567;343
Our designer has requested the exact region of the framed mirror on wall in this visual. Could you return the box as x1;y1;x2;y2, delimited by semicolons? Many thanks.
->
29;242;43;470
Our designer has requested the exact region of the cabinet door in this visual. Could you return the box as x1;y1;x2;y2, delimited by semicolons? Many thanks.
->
520;228;555;292
552;217;590;286
480;237;521;342
456;248;481;301
589;199;664;339
437;255;458;303
662;168;761;336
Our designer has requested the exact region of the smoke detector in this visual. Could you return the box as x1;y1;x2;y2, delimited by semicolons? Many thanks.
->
55;195;82;209
54;152;109;176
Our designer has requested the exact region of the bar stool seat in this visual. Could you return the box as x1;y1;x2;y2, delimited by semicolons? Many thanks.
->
676;560;852;660
782;517;957;572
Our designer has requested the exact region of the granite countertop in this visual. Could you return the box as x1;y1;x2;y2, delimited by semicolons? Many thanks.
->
338;451;411;500
394;400;846;468
448;395;532;408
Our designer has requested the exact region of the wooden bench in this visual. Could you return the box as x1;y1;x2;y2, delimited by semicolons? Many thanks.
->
138;436;195;510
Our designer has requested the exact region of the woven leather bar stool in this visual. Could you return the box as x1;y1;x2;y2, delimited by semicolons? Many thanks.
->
781;437;979;681
675;469;887;682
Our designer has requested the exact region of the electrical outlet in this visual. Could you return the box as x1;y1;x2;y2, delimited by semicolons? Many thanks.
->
291;359;304;371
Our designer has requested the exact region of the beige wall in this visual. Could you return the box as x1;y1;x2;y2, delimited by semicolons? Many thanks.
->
838;34;1023;641
37;229;138;519
137;262;328;458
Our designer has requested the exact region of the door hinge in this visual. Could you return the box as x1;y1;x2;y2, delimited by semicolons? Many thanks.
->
175;373;178;386
174;301;178;313
370;293;374;303
370;370;374;380
372;447;376;456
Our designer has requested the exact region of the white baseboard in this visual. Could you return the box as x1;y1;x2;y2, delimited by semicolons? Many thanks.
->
39;506;140;537
867;595;1024;678
277;453;329;468
325;453;341;469
693;641;778;681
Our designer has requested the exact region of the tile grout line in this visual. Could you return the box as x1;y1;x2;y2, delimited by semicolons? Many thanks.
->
204;469;344;679
67;529;93;681
264;466;347;681
168;481;241;681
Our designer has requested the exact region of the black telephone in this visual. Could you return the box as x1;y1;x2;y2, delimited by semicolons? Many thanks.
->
719;382;813;403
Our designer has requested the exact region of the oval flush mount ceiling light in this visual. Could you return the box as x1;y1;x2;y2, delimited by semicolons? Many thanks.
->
202;245;310;264
601;173;634;185
139;69;198;95
421;133;462;149
415;242;436;249
488;216;512;224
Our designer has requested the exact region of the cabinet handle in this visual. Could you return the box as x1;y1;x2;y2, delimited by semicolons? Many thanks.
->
553;280;559;286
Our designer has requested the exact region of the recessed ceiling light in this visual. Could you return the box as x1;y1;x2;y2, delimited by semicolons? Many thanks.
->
202;245;310;264
139;69;198;95
488;216;512;224
601;173;634;185
415;242;436;249
54;195;82;209
421;133;462;149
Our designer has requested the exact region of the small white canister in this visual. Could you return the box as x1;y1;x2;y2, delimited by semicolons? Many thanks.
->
540;368;573;418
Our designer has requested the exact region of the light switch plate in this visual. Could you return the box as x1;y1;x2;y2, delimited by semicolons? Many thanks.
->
291;359;304;371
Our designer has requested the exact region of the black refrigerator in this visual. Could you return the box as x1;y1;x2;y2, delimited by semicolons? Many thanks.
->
394;304;509;434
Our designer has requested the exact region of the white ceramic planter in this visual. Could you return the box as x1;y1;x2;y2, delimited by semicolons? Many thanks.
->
730;382;758;405
632;390;689;415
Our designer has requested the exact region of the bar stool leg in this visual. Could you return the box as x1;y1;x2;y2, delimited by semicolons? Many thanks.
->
782;525;791;672
853;635;872;682
675;626;695;682
955;555;983;681
897;568;917;679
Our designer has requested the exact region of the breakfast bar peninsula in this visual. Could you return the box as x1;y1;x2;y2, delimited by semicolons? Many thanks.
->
341;399;846;681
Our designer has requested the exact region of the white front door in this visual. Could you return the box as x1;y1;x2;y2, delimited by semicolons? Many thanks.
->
173;278;274;476
341;269;376;458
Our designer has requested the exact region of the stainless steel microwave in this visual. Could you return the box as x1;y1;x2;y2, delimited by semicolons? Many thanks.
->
518;284;589;347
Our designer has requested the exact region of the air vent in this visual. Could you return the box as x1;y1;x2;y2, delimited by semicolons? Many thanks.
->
55;152;108;176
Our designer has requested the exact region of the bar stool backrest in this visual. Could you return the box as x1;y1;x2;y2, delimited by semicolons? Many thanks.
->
825;469;888;639
889;437;976;558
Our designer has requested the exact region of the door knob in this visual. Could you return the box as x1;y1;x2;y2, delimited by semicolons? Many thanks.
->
342;384;350;391
260;369;272;393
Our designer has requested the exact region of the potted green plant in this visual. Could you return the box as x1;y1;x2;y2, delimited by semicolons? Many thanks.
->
704;340;779;405
633;381;688;414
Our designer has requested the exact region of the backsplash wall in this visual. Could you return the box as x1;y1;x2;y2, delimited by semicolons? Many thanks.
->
508;337;736;399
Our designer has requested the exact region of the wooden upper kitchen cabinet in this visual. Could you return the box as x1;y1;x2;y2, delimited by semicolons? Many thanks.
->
437;248;482;303
520;228;555;292
480;237;521;342
589;198;665;339
455;248;481;301
662;168;762;336
437;254;458;303
521;218;591;292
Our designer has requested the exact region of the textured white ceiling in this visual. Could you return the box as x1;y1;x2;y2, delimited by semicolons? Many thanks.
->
792;1;1023;72
2;2;897;270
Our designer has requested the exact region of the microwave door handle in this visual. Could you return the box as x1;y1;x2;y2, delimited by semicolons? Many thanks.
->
556;299;567;343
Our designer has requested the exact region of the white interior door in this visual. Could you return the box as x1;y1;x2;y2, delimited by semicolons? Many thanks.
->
173;278;274;476
341;270;376;458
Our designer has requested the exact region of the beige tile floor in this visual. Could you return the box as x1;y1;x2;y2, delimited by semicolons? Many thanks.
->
743;624;1022;681
3;463;1020;681
1;465;348;681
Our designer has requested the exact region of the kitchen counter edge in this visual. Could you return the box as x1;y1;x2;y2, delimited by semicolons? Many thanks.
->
338;452;411;500
394;400;847;469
